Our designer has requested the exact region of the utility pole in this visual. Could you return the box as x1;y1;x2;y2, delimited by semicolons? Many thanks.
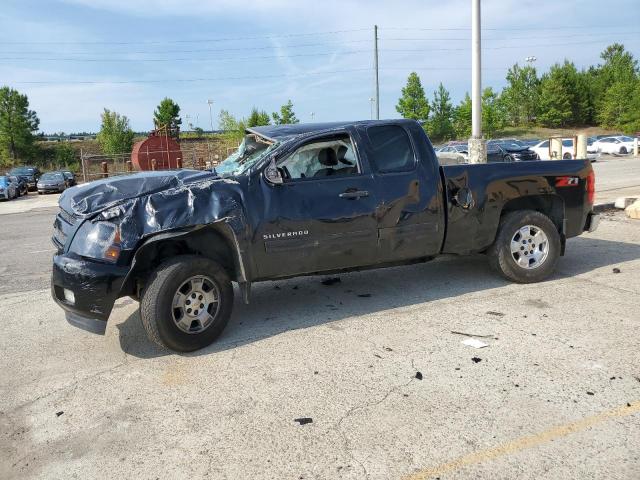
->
206;99;214;164
374;25;380;120
468;0;486;163
369;97;374;120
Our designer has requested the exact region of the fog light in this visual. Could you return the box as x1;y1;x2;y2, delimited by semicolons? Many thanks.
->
63;289;75;305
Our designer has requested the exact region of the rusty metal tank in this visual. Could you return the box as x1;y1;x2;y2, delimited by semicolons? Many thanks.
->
131;128;183;171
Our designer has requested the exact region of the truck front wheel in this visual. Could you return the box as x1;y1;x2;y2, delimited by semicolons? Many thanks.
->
487;210;560;283
140;255;234;352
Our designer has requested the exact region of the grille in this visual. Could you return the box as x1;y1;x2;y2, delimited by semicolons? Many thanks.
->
52;207;78;251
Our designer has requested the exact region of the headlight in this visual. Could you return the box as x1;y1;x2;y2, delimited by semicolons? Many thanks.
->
70;220;122;263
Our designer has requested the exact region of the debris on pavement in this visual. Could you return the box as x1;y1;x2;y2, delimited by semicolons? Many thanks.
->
451;330;494;338
357;293;372;298
612;267;621;273
486;311;505;317
587;391;595;396
321;277;341;286
461;338;489;349
294;417;313;425
55;411;64;417
471;357;482;363
415;371;423;380
384;346;393;352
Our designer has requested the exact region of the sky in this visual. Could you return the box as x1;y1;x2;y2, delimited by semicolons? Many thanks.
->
1;0;639;133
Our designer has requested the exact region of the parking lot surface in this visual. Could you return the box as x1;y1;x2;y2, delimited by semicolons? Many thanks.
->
1;187;639;479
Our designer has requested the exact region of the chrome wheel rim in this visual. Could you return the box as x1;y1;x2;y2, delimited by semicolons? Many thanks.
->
510;225;549;270
171;275;220;334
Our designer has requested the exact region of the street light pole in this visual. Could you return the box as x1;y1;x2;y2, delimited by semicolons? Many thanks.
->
373;25;380;120
468;0;486;163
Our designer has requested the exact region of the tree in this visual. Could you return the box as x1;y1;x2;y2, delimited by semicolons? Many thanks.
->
453;93;472;138
427;83;454;140
54;142;75;166
537;63;575;127
396;72;430;123
452;89;506;139
153;97;181;133
501;63;540;126
96;109;135;155
246;108;271;127
218;109;245;140
0;86;40;164
593;44;639;129
272;100;299;125
481;87;506;138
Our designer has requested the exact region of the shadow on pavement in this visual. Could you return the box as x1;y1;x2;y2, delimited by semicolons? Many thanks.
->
116;236;640;359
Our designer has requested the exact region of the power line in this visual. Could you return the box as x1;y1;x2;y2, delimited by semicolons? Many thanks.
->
383;24;640;31
0;50;371;63
7;65;515;85
8;68;374;85
0;28;371;45
0;39;373;56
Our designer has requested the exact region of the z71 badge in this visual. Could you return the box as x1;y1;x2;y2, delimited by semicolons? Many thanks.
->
263;230;309;240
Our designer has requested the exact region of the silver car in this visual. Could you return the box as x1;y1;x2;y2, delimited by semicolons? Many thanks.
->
0;175;18;200
37;172;67;194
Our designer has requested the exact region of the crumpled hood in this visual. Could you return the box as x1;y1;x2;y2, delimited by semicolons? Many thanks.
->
59;169;220;216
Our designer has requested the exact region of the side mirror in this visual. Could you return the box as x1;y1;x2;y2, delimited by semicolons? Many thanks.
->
264;157;283;185
453;187;474;209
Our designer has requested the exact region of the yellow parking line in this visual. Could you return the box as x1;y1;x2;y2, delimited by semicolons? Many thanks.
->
404;401;640;480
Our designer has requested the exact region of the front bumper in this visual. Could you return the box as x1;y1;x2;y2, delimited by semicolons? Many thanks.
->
584;212;600;233
39;185;62;193
51;252;130;334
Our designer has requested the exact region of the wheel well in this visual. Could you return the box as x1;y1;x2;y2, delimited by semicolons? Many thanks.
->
123;229;237;297
500;195;565;233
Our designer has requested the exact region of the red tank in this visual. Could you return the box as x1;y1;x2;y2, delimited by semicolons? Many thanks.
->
131;128;182;171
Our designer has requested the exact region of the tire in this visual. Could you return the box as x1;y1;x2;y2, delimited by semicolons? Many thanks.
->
140;255;233;352
505;155;514;162
620;147;627;154
563;152;572;159
487;210;561;283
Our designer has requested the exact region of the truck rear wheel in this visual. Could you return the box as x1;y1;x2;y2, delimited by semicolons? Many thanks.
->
487;210;560;283
140;255;233;352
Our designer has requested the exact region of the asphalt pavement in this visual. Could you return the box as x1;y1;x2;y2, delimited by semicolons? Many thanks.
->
0;164;639;480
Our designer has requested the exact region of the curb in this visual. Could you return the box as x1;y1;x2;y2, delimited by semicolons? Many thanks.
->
594;202;615;213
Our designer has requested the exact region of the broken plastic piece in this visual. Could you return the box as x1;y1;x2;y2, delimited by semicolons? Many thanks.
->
461;338;489;349
415;371;423;380
471;357;482;363
294;417;313;425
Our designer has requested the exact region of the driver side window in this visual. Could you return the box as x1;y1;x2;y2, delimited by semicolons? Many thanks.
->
278;135;359;180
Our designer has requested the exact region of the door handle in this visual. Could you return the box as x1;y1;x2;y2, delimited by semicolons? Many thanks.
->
339;190;369;199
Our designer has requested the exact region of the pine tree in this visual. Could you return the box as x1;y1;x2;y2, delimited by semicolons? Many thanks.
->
0;86;40;164
396;72;430;123
272;100;299;124
246;108;271;127
153;97;181;132
427;83;454;140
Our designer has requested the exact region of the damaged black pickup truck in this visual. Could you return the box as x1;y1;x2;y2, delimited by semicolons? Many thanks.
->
51;120;599;352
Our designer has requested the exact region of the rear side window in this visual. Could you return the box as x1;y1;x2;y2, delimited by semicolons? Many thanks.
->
366;125;415;173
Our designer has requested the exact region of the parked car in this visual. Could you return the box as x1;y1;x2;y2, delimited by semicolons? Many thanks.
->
0;175;19;200
37;172;68;194
8;166;41;191
592;136;636;155
488;140;539;161
51;119;599;352
60;170;77;187
530;139;598;162
439;143;469;161
8;175;28;196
